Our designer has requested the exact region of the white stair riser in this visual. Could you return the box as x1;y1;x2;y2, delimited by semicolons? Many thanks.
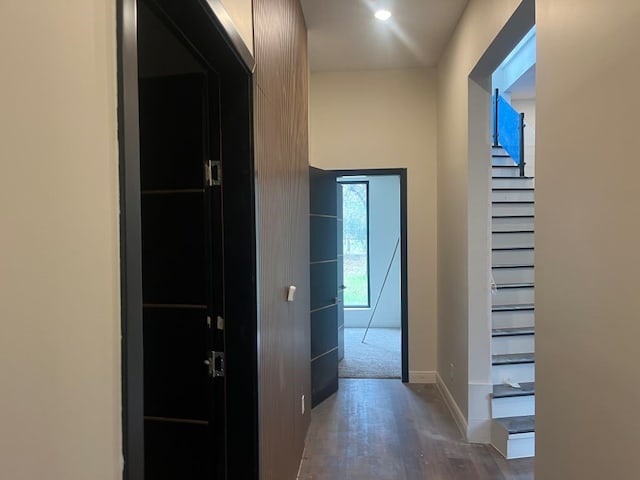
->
492;267;534;284
492;147;508;156
493;203;535;217
492;166;521;177
492;395;535;418
492;309;535;329
491;425;535;459
492;362;535;384
492;232;534;249
492;335;535;355
492;177;534;189
504;434;535;459
492;249;534;265
493;287;534;306
492;190;535;202
492;156;517;166
492;216;535;231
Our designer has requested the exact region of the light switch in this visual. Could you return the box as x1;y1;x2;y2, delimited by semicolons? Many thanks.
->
287;285;296;302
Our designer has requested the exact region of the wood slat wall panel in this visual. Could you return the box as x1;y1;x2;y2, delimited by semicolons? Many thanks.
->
253;1;310;479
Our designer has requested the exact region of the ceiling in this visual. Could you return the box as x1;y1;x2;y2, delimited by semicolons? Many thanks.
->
300;0;469;72
510;65;536;100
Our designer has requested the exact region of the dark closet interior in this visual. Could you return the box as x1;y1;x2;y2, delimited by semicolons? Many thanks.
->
128;1;257;478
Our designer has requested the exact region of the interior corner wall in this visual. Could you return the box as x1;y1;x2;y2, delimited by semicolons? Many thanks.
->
309;68;438;378
219;0;254;54
253;0;311;479
436;0;524;428
0;2;121;479
535;1;640;478
344;175;401;329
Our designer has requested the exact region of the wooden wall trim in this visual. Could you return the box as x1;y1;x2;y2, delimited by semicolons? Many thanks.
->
253;0;311;478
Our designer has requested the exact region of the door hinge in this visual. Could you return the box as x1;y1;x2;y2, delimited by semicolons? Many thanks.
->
216;315;224;331
204;351;225;378
205;160;222;187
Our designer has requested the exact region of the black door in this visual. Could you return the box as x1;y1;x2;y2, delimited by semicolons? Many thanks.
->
309;167;339;406
139;72;225;479
337;184;345;361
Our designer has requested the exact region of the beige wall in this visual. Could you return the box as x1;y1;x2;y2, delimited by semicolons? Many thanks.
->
436;0;524;432
220;0;254;54
309;69;438;377
0;2;121;480
535;0;640;477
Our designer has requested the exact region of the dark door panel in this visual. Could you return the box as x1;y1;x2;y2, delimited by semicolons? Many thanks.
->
310;215;338;262
139;67;224;477
311;349;339;407
310;261;338;312
144;421;212;479
311;305;338;359
141;193;207;306
309;167;339;407
143;308;209;420
336;180;344;361
139;75;206;191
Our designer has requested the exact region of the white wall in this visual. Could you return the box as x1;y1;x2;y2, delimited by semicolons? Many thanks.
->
343;175;401;329
535;0;640;477
310;69;438;377
219;0;254;53
436;0;525;436
0;2;121;479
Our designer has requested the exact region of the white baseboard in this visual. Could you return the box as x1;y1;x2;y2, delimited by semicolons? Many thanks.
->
436;372;468;441
408;371;437;383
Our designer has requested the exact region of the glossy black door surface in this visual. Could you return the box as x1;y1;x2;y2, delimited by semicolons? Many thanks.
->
139;46;225;480
337;183;345;361
309;167;339;407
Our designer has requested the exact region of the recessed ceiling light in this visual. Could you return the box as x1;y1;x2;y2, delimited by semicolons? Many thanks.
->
374;10;392;21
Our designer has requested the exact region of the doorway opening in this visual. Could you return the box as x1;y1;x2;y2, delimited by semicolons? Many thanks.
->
118;0;258;478
334;169;408;384
338;174;403;379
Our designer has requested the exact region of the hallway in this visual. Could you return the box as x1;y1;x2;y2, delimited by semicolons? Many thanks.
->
298;380;534;479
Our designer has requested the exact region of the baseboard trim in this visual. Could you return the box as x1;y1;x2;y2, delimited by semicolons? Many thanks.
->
408;371;437;383
436;372;468;441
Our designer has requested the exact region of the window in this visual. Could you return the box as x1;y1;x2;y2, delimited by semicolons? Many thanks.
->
341;182;370;307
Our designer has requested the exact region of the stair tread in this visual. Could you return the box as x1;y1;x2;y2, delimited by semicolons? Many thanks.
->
492;188;535;191
492;215;535;219
492;201;535;204
492;229;534;234
495;282;534;289
495;415;535;434
492;177;534;180
492;327;534;337
493;303;535;312
492;264;534;269
493;382;535;398
492;164;520;168
492;352;535;365
492;246;534;251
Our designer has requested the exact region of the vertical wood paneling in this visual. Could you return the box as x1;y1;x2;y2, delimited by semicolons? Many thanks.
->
253;0;310;479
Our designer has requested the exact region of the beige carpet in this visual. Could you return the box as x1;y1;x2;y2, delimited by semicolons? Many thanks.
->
339;327;401;378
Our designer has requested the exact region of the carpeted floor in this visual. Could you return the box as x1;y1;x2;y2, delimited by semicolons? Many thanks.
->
339;327;401;378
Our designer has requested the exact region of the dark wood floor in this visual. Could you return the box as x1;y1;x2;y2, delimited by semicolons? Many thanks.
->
298;379;534;480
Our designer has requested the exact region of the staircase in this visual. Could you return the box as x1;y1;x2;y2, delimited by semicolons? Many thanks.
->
489;146;535;459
